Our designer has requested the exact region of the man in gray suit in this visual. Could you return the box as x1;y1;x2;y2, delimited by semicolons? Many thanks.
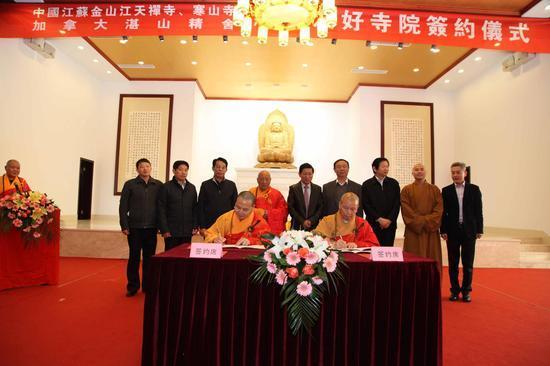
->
322;159;363;218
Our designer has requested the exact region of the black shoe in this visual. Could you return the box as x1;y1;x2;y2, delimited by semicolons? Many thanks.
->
462;292;471;302
449;293;460;301
126;289;138;297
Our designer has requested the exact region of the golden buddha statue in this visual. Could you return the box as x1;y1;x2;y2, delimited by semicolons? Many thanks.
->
255;109;295;169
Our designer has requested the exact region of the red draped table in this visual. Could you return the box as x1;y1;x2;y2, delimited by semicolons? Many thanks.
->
0;210;60;291
142;245;442;366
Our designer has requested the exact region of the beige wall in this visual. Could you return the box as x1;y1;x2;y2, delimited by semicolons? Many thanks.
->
454;54;550;234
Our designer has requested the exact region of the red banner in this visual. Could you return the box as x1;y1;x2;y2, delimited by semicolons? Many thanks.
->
1;3;549;52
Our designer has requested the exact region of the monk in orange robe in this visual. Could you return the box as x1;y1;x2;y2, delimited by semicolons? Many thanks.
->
249;170;288;235
315;192;379;248
1;160;30;197
204;191;271;245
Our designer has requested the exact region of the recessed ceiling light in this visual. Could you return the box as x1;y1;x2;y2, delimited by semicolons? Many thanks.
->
474;56;482;61
397;42;404;50
494;42;501;47
92;59;99;63
242;40;249;45
120;36;128;44
191;61;198;65
180;39;187;45
413;68;420;72
245;62;252;66
444;79;451;83
106;70;112;74
430;44;440;53
458;69;464;74
192;35;198;43
302;63;308;68
137;61;144;65
357;66;364;70
77;45;84;50
370;45;378;50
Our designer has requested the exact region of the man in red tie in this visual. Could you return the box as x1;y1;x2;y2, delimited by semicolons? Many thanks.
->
1;160;31;197
287;163;323;231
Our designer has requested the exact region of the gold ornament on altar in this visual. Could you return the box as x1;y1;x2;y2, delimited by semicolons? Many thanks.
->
232;0;338;46
256;109;296;168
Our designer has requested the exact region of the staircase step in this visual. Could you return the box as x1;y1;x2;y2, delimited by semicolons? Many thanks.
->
520;244;550;253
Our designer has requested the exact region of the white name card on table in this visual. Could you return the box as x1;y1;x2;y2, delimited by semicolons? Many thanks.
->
190;243;224;259
371;247;404;262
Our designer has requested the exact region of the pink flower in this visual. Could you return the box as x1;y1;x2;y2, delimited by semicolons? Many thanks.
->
36;218;43;225
263;251;273;263
275;270;288;285
23;227;31;232
13;219;23;228
312;276;323;285
7;213;15;219
296;281;313;297
302;265;315;275
298;247;309;258
47;218;53;224
33;232;42;238
31;223;39;229
323;257;337;273
266;262;277;274
286;251;301;266
329;251;339;262
305;252;320;264
285;267;299;279
46;205;55;213
6;202;14;209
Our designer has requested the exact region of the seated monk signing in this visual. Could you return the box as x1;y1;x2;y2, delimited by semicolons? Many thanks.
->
314;192;380;249
204;191;271;246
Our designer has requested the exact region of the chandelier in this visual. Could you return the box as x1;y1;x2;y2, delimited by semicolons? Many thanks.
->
233;0;338;46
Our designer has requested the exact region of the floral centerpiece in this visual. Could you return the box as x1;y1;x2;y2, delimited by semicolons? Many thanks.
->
250;230;346;335
0;191;58;243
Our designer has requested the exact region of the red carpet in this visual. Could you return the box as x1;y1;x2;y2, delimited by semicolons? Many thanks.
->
1;258;549;365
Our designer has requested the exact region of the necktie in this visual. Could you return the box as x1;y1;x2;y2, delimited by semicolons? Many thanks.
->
304;185;310;217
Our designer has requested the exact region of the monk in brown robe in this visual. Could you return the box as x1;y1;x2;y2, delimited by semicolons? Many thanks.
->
400;163;443;271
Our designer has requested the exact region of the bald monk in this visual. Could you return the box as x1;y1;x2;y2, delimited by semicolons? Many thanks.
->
249;170;288;235
401;163;444;271
315;192;379;249
204;191;271;246
1;160;30;197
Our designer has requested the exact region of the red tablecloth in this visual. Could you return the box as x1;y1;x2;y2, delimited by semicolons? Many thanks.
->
0;210;60;291
142;245;442;366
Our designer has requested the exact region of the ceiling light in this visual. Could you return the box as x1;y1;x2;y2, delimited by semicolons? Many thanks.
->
191;61;198;65
331;38;337;45
413;68;420;72
92;59;99;63
430;44;440;53
137;61;144;65
242;40;249;45
192;35;198;43
158;35;164;42
120;36;128;44
366;40;378;50
458;69;464;74
397;42;404;50
444;79;450;83
233;0;338;46
357;66;364;70
223;35;228;43
180;39;187;45
106;70;112;74
302;63;309;68
494;42;501;47
245;62;252;66
77;45;84;50
474;56;482;61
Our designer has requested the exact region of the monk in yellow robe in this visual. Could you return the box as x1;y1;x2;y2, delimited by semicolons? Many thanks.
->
1;160;30;197
315;192;379;248
401;163;443;271
204;191;271;246
249;170;288;235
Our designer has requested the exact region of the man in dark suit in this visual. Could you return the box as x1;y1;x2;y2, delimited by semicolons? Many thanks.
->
361;157;401;246
441;162;483;303
322;158;363;218
158;160;198;251
288;163;323;230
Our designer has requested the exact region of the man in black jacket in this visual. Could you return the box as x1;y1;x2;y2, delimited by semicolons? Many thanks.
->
197;157;238;234
158;160;198;251
322;158;363;218
119;158;162;297
441;162;483;302
361;157;401;246
288;163;323;230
